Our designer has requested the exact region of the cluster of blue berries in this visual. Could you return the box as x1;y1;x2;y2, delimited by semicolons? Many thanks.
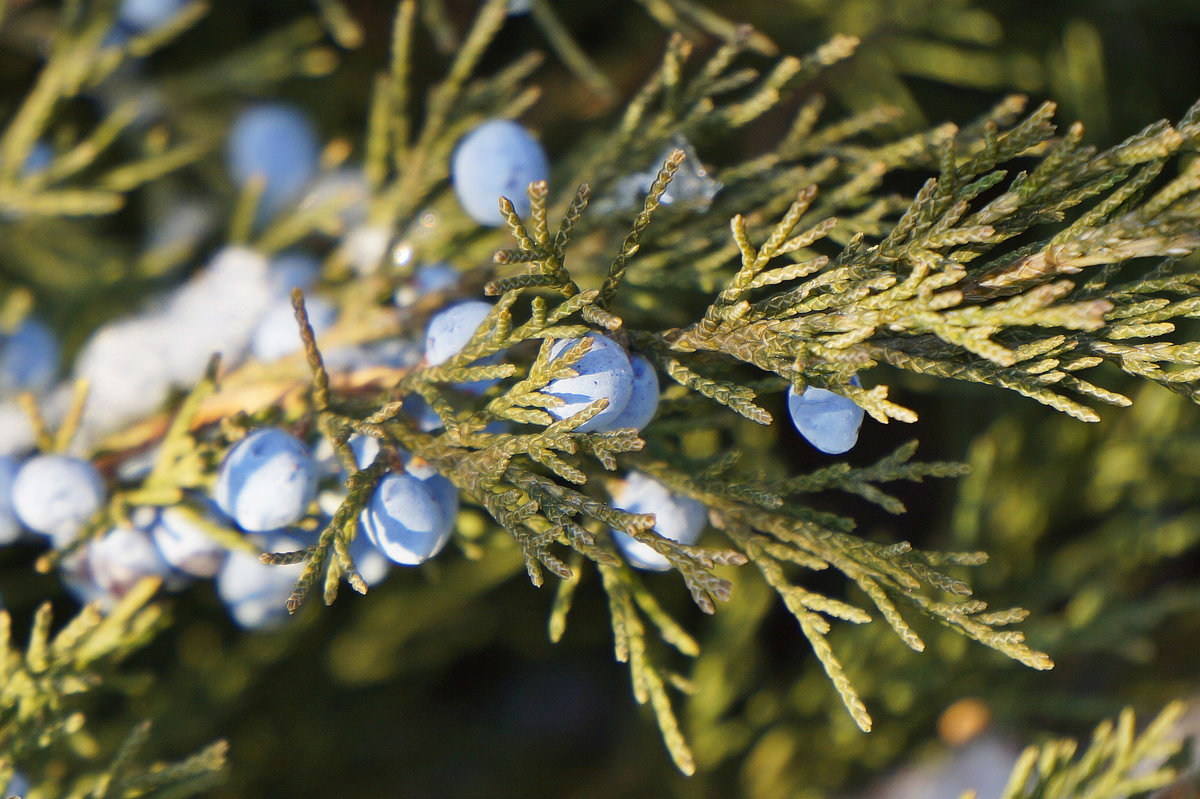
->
422;298;662;435
0;422;458;630
0;100;879;642
423;298;709;572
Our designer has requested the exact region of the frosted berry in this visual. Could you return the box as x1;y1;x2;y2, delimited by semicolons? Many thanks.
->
0;317;59;395
402;456;460;539
4;770;29;798
542;334;634;432
215;428;317;532
23;141;53;176
343;436;460;543
787;380;865;455
610;472;707;571
424;300;494;365
317;489;391;587
251;294;337;363
89;524;174;597
216;529;312;629
402;394;444;432
359;472;450;565
159;245;275;385
349;527;391;586
228;104;319;215
423;300;501;393
12;454;106;547
267;251;320;298
606;353;659;431
151;504;228;578
0;455;21;545
118;0;187;31
452;120;549;226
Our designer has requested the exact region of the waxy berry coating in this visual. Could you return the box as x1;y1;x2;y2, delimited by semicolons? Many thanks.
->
423;300;501;394
787;383;865;455
543;334;635;433
215;428;317;532
610;472;707;571
452;120;548;226
89;524;174;597
12;454;106;547
359;472;451;566
424;301;494;366
217;529;312;629
151;505;228;578
606;353;659;432
228;104;319;215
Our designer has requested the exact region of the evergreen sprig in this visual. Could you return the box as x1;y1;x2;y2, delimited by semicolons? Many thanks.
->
7;0;1200;784
996;703;1190;799
0;587;227;798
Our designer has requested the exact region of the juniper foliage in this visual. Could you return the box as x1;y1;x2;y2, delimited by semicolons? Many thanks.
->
0;581;226;798
1;0;1199;793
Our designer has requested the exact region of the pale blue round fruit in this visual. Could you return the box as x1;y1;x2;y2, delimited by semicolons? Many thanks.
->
359;472;450;565
423;300;501;393
787;380;865;455
216;529;312;629
542;334;634;432
610;472;707;571
605;353;658;431
118;0;187;30
268;251;321;298
251;294;337;362
348;433;382;469
23;141;54;175
314;490;391;587
4;770;29;798
228;104;319;215
424;300;494;365
89;524;174;597
0;455;22;545
215;428;317;532
12;454;106;547
401;456;459;539
348;526;391;587
0;317;59;395
59;548;109;608
452;119;549;226
151;504;227;578
402;394;444;432
343;436;459;543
